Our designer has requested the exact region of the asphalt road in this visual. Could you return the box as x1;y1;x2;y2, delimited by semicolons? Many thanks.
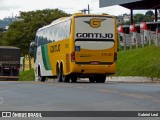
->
0;80;160;120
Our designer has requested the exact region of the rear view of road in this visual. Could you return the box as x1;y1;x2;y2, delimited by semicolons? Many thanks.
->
0;81;160;111
0;81;160;119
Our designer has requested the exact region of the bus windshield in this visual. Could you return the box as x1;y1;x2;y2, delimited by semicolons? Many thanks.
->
75;16;115;50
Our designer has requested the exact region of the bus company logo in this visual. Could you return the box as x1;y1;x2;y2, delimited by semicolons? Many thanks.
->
84;18;105;28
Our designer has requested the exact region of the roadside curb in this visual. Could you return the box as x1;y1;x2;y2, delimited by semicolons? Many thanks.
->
107;76;160;83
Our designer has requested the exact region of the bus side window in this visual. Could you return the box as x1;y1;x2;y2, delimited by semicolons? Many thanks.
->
66;20;71;38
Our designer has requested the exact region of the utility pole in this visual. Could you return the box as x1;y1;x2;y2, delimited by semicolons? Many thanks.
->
80;4;90;14
88;4;90;14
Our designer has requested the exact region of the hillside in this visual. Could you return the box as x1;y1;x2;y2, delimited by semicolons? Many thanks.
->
115;46;160;78
0;18;13;29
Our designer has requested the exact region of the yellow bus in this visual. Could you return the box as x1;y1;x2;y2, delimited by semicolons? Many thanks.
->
30;13;117;83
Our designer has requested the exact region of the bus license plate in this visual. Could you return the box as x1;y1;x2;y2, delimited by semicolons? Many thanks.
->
91;61;99;65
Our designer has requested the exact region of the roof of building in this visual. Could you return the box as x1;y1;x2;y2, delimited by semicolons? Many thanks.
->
99;0;160;9
0;46;20;49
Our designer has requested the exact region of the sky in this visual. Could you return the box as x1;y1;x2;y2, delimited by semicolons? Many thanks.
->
0;0;147;19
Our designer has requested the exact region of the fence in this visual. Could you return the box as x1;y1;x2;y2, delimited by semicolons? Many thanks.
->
20;56;34;71
118;22;160;50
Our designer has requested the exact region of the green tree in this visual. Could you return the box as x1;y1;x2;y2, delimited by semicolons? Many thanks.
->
0;9;70;56
145;10;154;16
144;10;154;22
133;11;154;24
134;13;144;24
0;9;70;70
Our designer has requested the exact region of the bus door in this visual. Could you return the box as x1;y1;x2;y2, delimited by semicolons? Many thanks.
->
74;16;116;65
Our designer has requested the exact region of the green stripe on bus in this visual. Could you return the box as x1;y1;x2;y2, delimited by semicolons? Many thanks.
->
41;45;52;70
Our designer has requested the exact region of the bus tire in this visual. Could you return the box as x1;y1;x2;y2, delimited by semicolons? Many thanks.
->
57;66;62;82
96;75;106;83
61;67;70;82
71;76;77;83
62;75;70;82
89;77;96;83
38;67;46;82
40;76;46;82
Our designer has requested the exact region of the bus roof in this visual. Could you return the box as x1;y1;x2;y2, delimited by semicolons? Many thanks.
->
37;16;71;32
51;17;70;25
37;13;115;32
0;46;20;49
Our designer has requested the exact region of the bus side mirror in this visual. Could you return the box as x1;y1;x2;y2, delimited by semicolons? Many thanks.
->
30;41;37;54
30;41;37;48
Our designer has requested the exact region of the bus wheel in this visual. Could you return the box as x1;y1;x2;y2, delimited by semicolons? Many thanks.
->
40;76;46;82
89;77;96;83
61;68;70;82
38;67;46;82
57;67;62;82
96;75;106;83
71;76;77;83
62;74;70;82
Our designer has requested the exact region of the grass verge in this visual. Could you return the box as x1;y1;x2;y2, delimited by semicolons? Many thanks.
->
19;69;34;81
115;45;160;78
